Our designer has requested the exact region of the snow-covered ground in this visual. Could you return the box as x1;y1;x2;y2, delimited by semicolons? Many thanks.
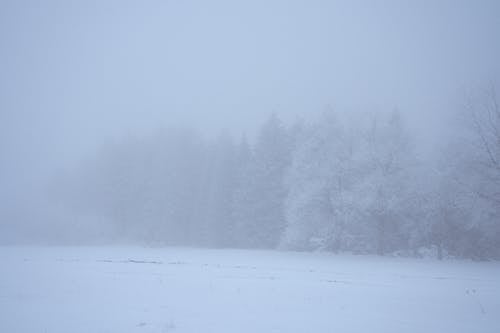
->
0;247;499;333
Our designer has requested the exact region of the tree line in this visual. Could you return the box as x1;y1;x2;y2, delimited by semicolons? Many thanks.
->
59;89;500;260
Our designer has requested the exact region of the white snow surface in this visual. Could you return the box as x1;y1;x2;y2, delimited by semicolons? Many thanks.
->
0;246;499;333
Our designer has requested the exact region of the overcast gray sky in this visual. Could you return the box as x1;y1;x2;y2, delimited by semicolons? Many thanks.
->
1;0;500;239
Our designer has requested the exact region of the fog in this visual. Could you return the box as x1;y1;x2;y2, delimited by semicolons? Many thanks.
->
3;1;500;332
1;0;500;251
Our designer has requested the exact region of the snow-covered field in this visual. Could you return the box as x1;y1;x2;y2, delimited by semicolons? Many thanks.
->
0;247;499;333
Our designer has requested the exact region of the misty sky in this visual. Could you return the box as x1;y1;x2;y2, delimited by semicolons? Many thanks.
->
1;0;500;233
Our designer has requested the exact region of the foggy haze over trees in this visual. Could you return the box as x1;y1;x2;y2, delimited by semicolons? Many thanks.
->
55;91;500;260
1;0;500;262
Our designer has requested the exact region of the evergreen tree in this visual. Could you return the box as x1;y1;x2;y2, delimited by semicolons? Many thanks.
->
248;114;291;248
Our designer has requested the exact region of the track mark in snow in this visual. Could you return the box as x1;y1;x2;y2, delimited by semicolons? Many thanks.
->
322;279;352;285
219;275;277;281
466;289;486;315
97;259;163;264
321;278;392;287
397;274;482;282
129;259;163;264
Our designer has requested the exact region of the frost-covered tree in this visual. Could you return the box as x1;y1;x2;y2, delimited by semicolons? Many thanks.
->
464;86;500;205
361;110;416;255
243;114;291;248
231;136;259;247
201;132;239;247
282;111;367;251
441;86;500;259
282;110;417;255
